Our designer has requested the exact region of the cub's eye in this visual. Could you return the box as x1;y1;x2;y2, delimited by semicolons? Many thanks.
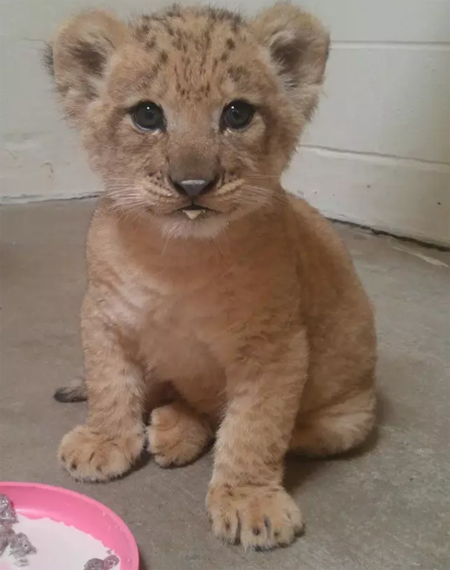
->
221;100;255;130
132;101;165;131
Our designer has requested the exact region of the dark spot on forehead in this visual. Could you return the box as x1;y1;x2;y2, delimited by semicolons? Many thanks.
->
194;81;211;96
151;61;161;78
164;23;175;36
226;64;260;92
150;50;169;78
173;34;187;52
146;38;156;50
220;52;229;63
134;16;151;39
228;65;247;83
226;38;236;50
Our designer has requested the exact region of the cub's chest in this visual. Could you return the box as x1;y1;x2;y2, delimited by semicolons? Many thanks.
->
109;265;227;328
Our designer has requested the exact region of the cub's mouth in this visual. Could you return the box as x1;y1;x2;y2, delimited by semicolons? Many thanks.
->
175;204;216;220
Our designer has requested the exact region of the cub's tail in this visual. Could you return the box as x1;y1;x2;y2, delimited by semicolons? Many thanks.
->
53;377;87;403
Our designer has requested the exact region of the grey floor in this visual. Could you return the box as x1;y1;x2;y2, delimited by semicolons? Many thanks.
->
1;200;449;570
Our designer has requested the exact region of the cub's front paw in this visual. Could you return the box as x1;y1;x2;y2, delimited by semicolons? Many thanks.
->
58;425;145;482
207;484;303;550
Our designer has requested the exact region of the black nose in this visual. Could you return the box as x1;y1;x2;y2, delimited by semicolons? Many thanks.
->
170;178;216;199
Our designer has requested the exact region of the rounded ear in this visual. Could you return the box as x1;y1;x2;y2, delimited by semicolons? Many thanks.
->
46;10;129;124
252;2;330;120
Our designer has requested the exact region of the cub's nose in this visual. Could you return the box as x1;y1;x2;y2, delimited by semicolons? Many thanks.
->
170;177;217;199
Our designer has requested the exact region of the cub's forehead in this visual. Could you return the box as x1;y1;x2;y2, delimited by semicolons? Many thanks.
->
108;7;275;105
131;7;243;53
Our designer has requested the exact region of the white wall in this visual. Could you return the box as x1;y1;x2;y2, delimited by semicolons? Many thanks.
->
1;0;449;245
287;0;450;246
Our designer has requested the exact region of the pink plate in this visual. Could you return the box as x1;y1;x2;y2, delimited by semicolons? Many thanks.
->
0;482;139;570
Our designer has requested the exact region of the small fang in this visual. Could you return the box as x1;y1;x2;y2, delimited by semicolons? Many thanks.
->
183;209;203;220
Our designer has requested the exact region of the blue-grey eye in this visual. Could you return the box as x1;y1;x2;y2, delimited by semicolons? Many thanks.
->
221;100;255;130
132;101;165;131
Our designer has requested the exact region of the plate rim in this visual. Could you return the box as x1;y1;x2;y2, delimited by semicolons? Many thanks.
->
0;481;139;569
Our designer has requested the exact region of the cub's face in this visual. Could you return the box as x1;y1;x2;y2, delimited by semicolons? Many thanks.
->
48;5;328;237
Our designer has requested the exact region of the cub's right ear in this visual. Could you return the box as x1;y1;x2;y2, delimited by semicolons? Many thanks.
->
45;10;128;125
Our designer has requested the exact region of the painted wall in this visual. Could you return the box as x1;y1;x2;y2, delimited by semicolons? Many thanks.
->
1;0;449;245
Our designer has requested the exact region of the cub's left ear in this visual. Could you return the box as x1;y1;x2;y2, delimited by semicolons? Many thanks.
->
252;2;330;119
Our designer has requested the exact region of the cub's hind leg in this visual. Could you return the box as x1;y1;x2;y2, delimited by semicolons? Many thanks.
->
290;389;376;457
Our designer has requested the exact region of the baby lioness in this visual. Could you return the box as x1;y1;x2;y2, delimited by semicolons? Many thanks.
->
47;3;376;550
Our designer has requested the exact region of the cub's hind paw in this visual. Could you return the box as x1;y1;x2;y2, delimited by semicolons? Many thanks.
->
148;403;212;468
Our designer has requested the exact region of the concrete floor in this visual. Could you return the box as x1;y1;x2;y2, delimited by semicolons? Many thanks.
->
1;200;449;570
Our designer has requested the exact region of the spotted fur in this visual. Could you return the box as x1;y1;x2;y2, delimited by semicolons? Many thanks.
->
46;3;330;220
48;4;376;552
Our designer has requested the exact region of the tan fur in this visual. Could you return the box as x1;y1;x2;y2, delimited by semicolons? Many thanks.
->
48;3;376;550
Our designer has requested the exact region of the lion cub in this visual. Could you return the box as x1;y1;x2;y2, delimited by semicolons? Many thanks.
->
48;3;376;550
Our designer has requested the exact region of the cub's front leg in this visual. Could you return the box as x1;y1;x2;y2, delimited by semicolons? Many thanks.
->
207;330;308;550
58;294;146;481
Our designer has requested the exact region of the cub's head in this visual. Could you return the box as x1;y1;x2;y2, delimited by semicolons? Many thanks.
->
47;3;329;237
